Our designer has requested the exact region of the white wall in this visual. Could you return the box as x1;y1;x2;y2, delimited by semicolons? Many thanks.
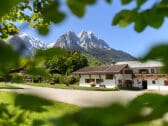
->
79;75;91;87
147;78;168;90
133;78;168;90
79;74;116;88
133;78;142;88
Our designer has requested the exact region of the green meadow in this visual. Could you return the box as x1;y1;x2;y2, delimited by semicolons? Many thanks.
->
0;92;80;125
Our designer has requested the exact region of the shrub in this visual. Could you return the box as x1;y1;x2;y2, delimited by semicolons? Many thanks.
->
50;74;79;85
68;76;77;84
52;74;61;83
11;74;24;83
91;82;96;87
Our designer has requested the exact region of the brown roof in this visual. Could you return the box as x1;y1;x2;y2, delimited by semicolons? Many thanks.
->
73;64;128;75
9;67;25;73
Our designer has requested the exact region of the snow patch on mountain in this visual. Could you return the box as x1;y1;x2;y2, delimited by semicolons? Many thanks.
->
54;31;81;50
78;31;110;50
54;31;111;50
47;42;55;48
53;31;135;63
8;33;46;57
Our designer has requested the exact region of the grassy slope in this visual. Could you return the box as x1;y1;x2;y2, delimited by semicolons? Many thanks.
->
0;92;80;125
0;88;161;125
0;83;23;89
23;83;118;91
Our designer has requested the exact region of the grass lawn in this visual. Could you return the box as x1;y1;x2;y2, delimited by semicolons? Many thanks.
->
0;83;23;89
23;82;118;91
0;92;80;125
0;90;163;125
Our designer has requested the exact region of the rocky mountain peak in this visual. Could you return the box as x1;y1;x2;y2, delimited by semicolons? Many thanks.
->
54;31;80;49
7;31;135;63
78;31;110;50
54;31;111;50
8;33;46;57
53;31;135;63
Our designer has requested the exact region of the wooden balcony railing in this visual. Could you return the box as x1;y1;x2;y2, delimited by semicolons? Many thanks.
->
134;74;168;79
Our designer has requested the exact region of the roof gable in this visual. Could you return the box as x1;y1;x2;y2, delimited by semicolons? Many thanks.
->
73;64;128;75
116;60;163;68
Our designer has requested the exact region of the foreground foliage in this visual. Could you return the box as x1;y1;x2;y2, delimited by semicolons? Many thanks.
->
1;0;168;39
2;91;167;125
0;92;80;125
47;93;168;126
1;0;168;125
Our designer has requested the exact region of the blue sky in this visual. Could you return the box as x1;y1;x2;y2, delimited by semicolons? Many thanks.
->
21;0;168;57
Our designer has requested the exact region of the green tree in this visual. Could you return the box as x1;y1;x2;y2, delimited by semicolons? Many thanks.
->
45;51;88;75
24;47;67;80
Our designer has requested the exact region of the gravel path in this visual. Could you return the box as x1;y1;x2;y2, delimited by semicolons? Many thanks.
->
1;84;147;107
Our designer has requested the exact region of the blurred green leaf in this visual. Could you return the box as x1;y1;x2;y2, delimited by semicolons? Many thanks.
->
80;0;97;4
0;0;23;18
0;40;19;75
37;24;50;35
48;93;168;126
143;44;168;61
42;1;66;24
67;0;86;17
136;0;147;8
112;9;136;27
67;0;96;17
143;44;168;73
143;9;164;28
0;103;29;125
134;14;147;32
121;0;132;5
105;0;112;3
14;94;54;112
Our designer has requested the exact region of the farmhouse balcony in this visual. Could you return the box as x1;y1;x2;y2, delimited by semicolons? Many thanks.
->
134;74;168;79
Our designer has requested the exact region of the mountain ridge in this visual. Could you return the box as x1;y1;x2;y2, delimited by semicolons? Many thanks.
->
8;33;46;57
7;31;135;64
53;31;135;63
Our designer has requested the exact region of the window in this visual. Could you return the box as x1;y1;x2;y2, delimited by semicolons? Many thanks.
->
85;79;95;83
106;74;113;79
152;80;156;84
96;79;103;84
125;80;133;84
124;70;132;74
139;69;149;74
164;80;168;86
85;79;90;83
118;79;122;84
151;69;155;74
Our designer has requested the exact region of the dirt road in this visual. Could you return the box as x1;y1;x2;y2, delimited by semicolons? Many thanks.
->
2;84;147;107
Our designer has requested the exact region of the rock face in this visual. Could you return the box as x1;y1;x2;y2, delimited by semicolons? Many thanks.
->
8;33;46;57
54;31;81;50
54;31;135;63
78;31;110;50
7;31;135;63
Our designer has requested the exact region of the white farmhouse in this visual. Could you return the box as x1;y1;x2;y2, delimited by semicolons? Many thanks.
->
73;60;168;90
73;64;132;88
116;61;168;90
